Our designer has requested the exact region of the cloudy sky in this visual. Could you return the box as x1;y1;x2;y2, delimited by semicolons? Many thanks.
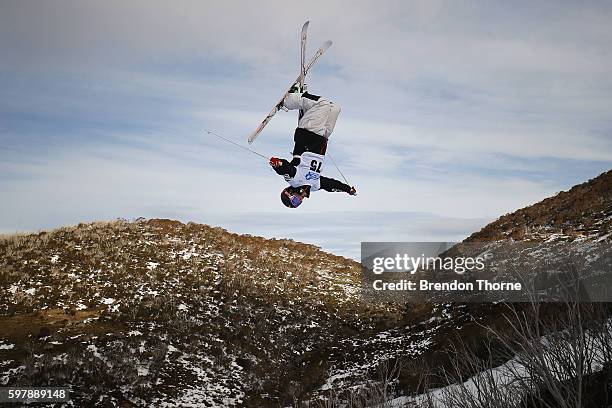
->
1;1;611;259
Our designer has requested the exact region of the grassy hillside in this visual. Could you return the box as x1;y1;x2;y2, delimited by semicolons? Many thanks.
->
466;170;612;242
1;219;460;406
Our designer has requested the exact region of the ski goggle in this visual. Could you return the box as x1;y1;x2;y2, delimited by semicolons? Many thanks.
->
284;191;303;208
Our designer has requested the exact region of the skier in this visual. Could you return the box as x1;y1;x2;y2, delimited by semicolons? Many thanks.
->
269;87;357;208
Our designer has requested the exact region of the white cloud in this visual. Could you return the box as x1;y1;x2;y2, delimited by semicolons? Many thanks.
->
1;1;611;248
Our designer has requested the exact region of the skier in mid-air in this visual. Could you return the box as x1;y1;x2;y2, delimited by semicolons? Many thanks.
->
269;87;357;208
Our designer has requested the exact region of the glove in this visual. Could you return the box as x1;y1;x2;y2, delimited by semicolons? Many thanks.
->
276;101;285;111
269;157;282;168
349;186;357;196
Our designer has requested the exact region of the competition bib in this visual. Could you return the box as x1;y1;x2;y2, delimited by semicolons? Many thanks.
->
284;151;324;191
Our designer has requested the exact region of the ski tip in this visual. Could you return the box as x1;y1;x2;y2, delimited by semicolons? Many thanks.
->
303;20;310;27
324;40;332;48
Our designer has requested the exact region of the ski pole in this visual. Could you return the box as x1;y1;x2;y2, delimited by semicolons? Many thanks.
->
204;129;268;160
327;152;351;186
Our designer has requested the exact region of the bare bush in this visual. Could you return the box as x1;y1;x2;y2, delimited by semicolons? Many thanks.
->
418;302;612;408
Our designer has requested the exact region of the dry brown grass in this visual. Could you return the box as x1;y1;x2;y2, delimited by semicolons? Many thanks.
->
0;218;435;406
467;169;612;242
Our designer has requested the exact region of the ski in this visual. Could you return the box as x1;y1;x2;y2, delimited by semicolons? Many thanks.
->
299;21;309;92
247;40;332;145
298;21;309;121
